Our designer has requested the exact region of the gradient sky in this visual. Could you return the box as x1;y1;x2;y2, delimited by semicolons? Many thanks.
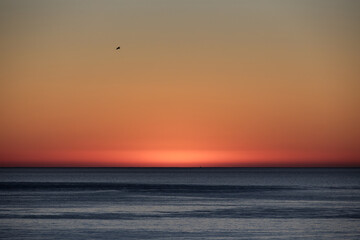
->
1;0;359;167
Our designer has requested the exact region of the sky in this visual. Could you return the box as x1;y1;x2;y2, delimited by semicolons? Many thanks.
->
1;0;359;167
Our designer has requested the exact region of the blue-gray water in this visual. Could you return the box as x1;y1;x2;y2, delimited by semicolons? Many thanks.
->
0;168;359;239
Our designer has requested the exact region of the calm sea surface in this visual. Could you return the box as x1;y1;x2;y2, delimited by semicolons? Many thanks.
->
0;168;359;240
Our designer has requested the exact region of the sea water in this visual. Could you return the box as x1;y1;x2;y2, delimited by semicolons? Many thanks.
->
0;168;359;239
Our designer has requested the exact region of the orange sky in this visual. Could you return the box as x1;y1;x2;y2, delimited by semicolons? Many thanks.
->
1;0;359;167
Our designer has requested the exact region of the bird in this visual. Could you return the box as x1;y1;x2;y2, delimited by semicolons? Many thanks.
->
116;46;120;50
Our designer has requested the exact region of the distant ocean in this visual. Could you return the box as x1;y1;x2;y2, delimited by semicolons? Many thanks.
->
0;168;359;240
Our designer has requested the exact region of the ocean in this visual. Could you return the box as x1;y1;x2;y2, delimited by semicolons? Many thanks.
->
0;168;359;239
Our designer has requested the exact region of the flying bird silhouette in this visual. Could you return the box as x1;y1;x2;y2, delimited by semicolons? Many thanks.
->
116;46;120;50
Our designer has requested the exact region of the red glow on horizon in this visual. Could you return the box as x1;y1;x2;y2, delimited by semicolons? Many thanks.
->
1;149;359;167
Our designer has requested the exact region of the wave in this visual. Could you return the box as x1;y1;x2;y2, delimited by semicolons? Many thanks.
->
1;206;360;220
0;182;302;194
